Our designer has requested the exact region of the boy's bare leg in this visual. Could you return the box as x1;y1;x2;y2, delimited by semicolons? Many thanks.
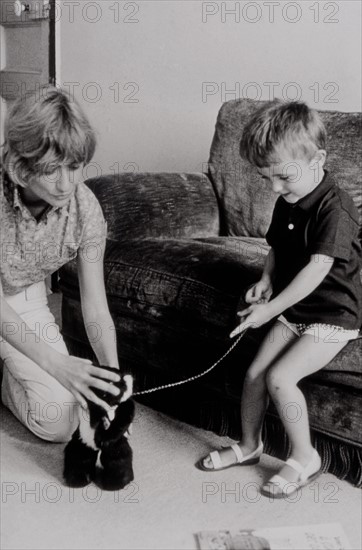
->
265;334;347;482
202;321;298;469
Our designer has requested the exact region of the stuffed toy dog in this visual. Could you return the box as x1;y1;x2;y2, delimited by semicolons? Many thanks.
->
63;368;135;491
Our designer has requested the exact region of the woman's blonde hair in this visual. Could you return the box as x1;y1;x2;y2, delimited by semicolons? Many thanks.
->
240;99;326;168
2;85;96;187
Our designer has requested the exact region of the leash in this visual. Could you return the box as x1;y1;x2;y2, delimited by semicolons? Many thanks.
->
133;329;247;396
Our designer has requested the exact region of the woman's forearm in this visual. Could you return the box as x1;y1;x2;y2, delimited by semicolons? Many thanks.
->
82;309;119;369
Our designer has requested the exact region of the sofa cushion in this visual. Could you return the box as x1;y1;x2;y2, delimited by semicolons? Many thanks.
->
208;98;362;237
96;238;266;332
85;173;220;240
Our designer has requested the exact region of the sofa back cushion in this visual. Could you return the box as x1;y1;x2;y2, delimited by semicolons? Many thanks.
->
208;98;362;237
86;173;220;241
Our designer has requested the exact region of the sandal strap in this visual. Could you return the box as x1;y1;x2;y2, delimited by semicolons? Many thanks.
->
265;474;297;496
286;451;321;482
268;474;287;486
209;450;222;470
207;442;264;470
263;451;322;496
231;444;244;463
285;458;304;476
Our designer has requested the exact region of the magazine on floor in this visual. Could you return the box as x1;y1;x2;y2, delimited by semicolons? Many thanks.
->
195;522;351;550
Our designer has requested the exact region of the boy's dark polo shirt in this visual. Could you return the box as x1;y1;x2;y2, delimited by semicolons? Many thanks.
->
266;171;362;330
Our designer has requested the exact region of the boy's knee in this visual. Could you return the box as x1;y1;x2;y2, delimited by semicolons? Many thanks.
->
266;367;296;393
266;367;280;390
244;365;267;385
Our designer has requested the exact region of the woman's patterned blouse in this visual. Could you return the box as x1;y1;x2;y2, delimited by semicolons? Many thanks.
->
0;168;107;296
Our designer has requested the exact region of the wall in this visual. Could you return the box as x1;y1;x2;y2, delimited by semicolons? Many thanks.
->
59;0;361;174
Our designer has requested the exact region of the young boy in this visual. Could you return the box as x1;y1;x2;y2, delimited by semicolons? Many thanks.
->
198;100;361;497
0;86;130;442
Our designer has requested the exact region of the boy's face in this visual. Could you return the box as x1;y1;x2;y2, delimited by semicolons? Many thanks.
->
22;164;84;207
257;149;325;204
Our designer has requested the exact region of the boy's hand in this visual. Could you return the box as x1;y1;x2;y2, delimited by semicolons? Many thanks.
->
245;280;273;304
230;303;273;338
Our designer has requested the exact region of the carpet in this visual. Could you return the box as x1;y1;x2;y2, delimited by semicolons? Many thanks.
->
1;400;361;550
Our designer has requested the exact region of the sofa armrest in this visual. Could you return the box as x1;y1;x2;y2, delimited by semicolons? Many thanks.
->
85;172;220;240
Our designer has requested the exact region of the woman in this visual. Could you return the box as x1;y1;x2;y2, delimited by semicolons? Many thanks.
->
0;86;127;442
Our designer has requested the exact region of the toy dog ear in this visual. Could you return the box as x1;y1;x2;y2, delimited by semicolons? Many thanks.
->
114;399;135;433
120;374;133;402
91;368;133;407
102;416;111;430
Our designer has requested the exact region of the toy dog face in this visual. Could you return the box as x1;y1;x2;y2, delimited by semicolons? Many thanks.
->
87;370;134;436
63;369;135;491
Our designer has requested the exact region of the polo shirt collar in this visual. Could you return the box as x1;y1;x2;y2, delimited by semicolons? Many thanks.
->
295;170;334;211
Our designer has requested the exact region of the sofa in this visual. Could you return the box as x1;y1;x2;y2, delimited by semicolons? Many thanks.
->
59;98;362;487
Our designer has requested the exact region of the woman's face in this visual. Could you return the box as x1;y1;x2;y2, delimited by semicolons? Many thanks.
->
22;164;84;207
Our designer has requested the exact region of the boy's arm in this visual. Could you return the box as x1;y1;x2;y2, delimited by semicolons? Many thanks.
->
245;249;275;303
266;254;333;318
261;248;275;284
268;201;357;316
231;254;333;336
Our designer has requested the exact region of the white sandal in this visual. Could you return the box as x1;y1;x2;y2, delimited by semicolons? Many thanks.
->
261;449;322;498
196;442;263;471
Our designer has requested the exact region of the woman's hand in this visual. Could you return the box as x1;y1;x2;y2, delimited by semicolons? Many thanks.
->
47;354;122;411
245;279;273;304
230;303;274;338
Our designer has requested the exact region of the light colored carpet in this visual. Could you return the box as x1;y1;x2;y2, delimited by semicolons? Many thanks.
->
1;401;361;550
1;293;361;549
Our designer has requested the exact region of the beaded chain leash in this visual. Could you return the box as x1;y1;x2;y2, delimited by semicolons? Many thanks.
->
132;329;247;396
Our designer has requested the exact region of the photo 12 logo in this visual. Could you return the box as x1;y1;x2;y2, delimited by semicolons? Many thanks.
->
201;81;339;105
1;480;140;504
201;2;340;24
201;480;341;504
1;1;141;24
0;80;140;106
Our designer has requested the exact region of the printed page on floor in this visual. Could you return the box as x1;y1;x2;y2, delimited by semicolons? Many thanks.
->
196;522;351;550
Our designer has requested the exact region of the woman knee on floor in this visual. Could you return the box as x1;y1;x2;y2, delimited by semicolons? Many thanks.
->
26;400;80;443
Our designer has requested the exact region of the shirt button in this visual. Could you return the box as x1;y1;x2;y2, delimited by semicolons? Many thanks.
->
288;223;294;230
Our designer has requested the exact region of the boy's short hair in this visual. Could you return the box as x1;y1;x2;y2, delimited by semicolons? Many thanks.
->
2;85;96;187
240;99;326;167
